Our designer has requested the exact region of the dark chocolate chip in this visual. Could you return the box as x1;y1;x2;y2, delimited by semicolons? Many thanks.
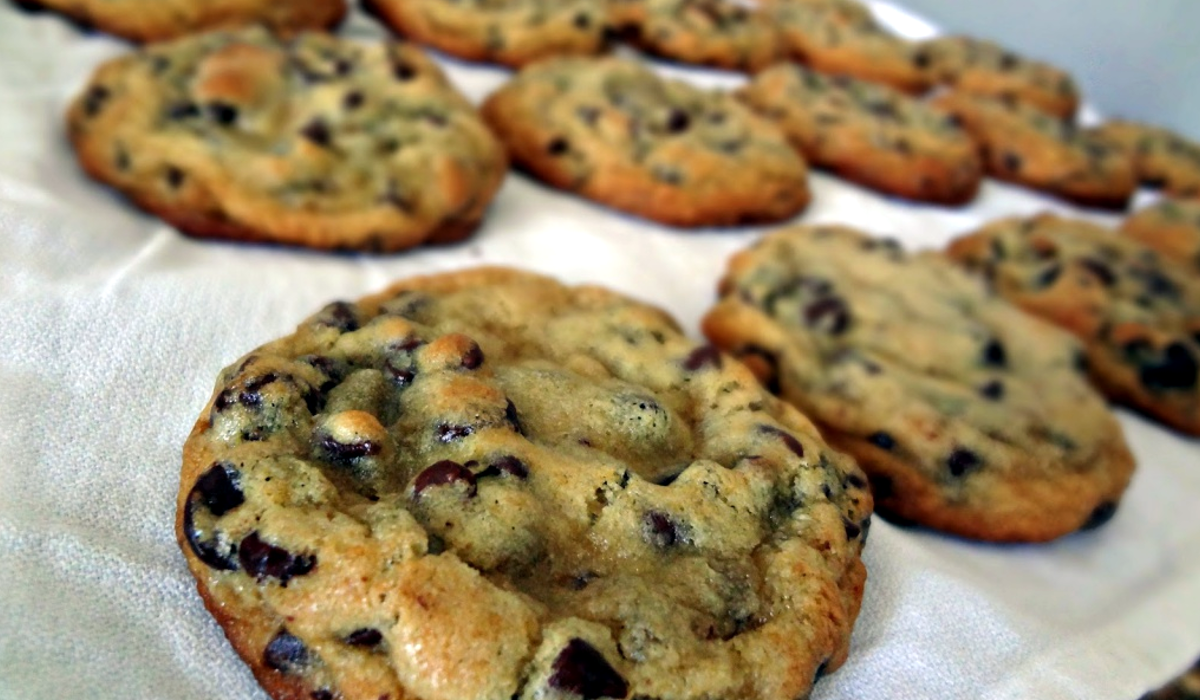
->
548;137;570;156
574;12;592;29
549;639;629;700
1079;257;1116;286
315;432;382;463
504;399;524;435
978;379;1005;400
414;460;477;496
191;461;245;516
843;518;862;540
301;119;332;147
643;511;680;548
981;339;1007;368
385;361;415;387
315;301;360;333
998;52;1019;70
1140;341;1199;391
238;531;317;584
393;62;417;81
435;424;474;443
1079;501;1118;531
344;628;383;647
803;297;851;335
1001;151;1022;174
165;166;185;189
82;85;109;117
426;533;446;555
946;448;981;477
166;102;200;120
461;342;485;369
206;102;239;126
846;472;867;489
476;455;529;480
344;91;365;110
1035;264;1063;289
311;690;333;700
759;425;805;459
683;345;722;371
867;431;895;451
264;630;309;673
665;109;691;134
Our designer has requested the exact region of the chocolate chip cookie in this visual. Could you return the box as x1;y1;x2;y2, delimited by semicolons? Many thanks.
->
480;56;811;227
932;92;1136;210
67;28;507;252
8;0;345;42
948;213;1200;435
1088;120;1200;196
915;36;1079;119
177;267;873;700
763;0;931;94
738;63;982;204
702;225;1135;542
607;0;784;73
361;0;610;68
1122;198;1200;271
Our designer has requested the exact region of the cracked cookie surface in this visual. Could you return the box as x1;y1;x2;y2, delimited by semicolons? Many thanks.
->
738;63;981;204
480;56;811;227
67;27;507;252
948;213;1200;435
8;0;345;42
177;267;872;700
915;36;1079;119
361;0;611;68
703;225;1135;542
932;92;1135;210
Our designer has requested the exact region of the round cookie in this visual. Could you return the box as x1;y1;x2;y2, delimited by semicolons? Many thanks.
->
66;28;507;252
702;225;1136;542
763;0;931;95
948;213;1200;435
177;267;873;700
360;0;610;68
607;0;784;73
932;92;1136;210
1088;120;1200;196
480;56;812;227
915;36;1079;119
1122;198;1200;271
8;0;345;42
738;63;982;204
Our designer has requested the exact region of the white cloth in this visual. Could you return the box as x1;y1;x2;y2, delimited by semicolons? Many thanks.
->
1;4;1198;700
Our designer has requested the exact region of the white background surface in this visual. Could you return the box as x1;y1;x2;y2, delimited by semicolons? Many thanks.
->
1;3;1199;700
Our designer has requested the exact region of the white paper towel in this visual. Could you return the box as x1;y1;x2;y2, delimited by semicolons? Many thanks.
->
1;4;1199;700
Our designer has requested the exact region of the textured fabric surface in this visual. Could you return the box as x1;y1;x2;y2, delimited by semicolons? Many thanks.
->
1;3;1199;700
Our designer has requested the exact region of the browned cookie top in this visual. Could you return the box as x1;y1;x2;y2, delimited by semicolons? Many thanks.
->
608;0;785;72
361;0;611;68
1122;198;1200;272
738;63;981;204
9;0;346;42
480;56;812;227
915;36;1079;119
702;225;1135;542
1089;120;1200;196
177;267;872;700
948;213;1200;435
66;27;507;252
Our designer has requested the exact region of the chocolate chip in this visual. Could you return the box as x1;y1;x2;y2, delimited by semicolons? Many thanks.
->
311;690;333;700
476;455;529;480
315;432;382;463
394;62;417;81
548;137;570;155
461;342;485;369
843;517;862;540
665;109;691;134
1002;151;1022;174
1079;501;1118;531
315;301;360;332
238;531;317;585
574;12;592;29
206;102;239;126
183;462;244;570
414;460;477;496
1079;257;1116;286
504;399;524;434
1139;341;1199;391
344;628;383;647
384;361;415;387
82;85;109;117
643;511;681;548
343;91;365;110
301;119;332;147
759;425;805;458
946;448;981;477
435;423;475;443
867;431;895;451
1035;264;1063;289
981;339;1007;368
978;379;1004;400
264;630;309;673
683;345;722;371
165;166;185;189
166;102;200;120
803;297;851;335
845;472;867;489
549;639;629;700
998;52;1019;70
